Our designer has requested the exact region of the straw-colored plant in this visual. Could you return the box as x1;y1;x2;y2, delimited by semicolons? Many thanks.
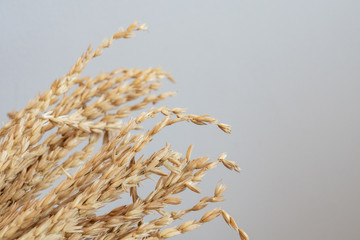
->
0;22;248;240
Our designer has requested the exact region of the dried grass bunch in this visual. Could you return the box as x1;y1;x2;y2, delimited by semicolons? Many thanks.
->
0;22;248;240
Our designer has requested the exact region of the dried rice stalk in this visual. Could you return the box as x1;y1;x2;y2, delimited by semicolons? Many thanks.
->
0;21;248;240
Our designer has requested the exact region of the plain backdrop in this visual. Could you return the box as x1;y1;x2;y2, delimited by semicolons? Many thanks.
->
1;1;360;239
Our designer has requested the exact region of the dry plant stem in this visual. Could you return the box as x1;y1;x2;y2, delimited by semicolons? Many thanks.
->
0;21;247;240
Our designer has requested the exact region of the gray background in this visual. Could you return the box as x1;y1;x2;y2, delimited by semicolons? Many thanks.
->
1;1;360;239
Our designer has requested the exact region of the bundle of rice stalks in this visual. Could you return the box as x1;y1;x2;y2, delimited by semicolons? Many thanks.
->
0;22;248;240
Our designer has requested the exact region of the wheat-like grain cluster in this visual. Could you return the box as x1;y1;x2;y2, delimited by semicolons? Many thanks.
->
0;22;248;240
